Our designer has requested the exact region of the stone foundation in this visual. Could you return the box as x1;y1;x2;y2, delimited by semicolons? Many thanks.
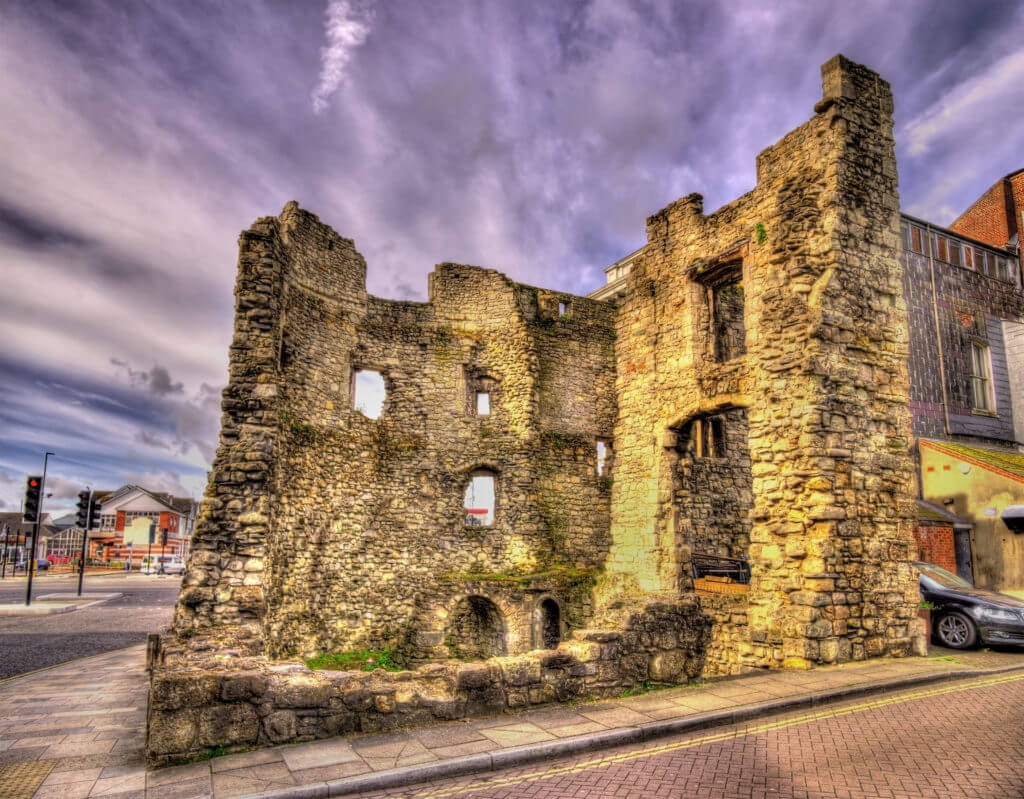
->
147;600;711;765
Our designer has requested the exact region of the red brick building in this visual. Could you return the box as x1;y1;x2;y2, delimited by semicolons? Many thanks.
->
950;168;1024;251
88;485;197;565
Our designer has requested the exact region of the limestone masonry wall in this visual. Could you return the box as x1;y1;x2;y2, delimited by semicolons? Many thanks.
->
172;204;617;662
148;600;710;765
153;54;925;763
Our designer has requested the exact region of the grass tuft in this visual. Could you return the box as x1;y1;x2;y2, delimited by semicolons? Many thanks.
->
305;648;403;672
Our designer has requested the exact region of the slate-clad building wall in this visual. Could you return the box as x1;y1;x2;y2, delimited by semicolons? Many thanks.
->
900;219;1024;447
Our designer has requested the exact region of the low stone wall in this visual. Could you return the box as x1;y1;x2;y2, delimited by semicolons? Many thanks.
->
147;600;712;765
700;590;753;676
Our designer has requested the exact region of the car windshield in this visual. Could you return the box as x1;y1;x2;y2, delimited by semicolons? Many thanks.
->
915;562;972;589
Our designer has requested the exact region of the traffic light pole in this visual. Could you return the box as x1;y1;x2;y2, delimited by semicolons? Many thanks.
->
77;489;91;597
25;451;54;607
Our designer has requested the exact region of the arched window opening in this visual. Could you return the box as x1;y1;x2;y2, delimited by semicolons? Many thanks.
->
464;472;496;526
446;596;507;660
352;369;386;419
538;598;561;649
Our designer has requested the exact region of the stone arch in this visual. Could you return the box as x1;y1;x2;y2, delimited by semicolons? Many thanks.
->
445;595;507;660
532;594;563;650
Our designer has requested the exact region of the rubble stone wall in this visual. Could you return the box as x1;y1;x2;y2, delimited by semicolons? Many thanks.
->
157;54;927;763
603;54;922;668
148;600;711;766
172;204;616;661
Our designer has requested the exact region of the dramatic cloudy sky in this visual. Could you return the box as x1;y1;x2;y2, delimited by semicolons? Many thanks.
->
1;0;1022;515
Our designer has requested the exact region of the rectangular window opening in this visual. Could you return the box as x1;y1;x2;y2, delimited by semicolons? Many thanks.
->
596;440;611;477
558;301;567;317
968;342;994;412
712;274;745;362
353;369;386;419
688;416;726;459
464;473;495;527
476;391;491;416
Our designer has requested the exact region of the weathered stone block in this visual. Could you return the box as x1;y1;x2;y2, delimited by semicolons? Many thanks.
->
198;704;259;748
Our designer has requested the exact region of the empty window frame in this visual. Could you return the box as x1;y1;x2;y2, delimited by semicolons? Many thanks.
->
464;472;496;527
476;391;491;416
712;277;746;362
352;369;386;419
596;439;611;476
968;342;994;412
689;416;726;459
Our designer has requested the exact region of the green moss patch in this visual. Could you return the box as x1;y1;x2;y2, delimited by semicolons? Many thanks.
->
305;648;402;672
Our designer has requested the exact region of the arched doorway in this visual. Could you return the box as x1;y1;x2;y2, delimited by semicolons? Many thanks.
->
446;596;507;660
534;597;562;650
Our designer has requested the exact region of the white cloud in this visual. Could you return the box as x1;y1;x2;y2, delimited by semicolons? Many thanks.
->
903;49;1024;158
311;0;374;113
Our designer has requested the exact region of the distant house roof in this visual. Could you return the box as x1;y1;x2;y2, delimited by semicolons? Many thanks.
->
917;499;972;529
51;512;78;531
98;485;197;516
0;512;59;543
920;440;1024;484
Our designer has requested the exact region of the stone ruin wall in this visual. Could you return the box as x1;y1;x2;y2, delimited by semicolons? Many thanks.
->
172;203;618;663
153;54;926;763
603;54;923;670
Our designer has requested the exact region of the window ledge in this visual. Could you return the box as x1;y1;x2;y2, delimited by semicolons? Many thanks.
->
969;409;999;418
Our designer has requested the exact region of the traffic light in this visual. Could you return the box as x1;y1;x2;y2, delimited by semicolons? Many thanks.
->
87;498;102;530
75;490;91;529
23;476;42;523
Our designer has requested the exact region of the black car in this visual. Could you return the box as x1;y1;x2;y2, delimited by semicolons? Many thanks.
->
915;561;1024;649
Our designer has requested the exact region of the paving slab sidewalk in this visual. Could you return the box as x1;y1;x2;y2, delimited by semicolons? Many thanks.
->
0;644;1021;799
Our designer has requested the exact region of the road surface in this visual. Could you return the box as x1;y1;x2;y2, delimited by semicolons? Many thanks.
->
0;572;180;679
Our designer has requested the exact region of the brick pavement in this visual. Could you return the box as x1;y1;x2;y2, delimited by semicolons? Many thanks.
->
374;672;1024;799
0;644;1021;798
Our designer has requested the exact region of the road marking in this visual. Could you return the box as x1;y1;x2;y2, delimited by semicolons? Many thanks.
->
405;671;1024;798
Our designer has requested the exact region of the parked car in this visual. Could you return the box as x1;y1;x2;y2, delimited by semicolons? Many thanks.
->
915;561;1024;649
14;559;50;572
141;555;185;575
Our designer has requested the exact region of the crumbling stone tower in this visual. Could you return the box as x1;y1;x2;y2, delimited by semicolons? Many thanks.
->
603;55;921;667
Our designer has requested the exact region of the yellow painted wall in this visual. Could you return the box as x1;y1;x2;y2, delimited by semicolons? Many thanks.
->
921;445;1024;591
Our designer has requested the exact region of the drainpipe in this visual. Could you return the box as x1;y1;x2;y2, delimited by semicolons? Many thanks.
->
926;223;952;436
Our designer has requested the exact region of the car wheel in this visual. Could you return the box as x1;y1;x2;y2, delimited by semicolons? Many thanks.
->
935;611;978;649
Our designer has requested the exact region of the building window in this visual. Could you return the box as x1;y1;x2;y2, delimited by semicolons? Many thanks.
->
712;275;745;362
910;225;923;253
464;472;496;526
353;369;386;419
948;239;961;267
596;440;611;476
969;342;994;412
476;391;490;416
688;416;726;458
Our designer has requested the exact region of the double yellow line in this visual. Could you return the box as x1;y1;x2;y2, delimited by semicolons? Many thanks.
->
405;671;1024;798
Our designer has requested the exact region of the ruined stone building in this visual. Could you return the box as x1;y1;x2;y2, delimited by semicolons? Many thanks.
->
598;186;1024;594
150;55;951;761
